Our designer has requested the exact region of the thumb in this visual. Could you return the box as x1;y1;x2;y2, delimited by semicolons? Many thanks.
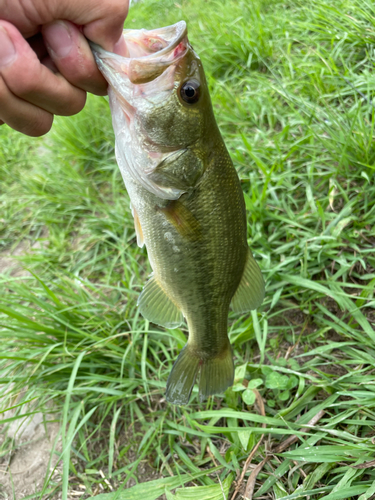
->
81;3;129;51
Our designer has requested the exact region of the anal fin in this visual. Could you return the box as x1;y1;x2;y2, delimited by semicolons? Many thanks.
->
137;274;183;328
231;249;265;313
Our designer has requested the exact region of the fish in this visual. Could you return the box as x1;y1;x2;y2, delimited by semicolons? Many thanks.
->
90;21;265;405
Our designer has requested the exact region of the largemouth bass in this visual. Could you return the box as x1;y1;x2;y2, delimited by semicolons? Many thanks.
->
91;21;265;405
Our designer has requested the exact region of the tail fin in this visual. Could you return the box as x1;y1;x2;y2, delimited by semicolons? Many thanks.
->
165;343;234;405
199;348;234;400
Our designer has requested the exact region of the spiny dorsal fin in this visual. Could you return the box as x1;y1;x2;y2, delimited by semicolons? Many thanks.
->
231;249;265;313
137;274;183;328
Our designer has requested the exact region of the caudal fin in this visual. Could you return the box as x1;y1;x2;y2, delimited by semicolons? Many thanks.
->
199;348;234;400
165;343;234;405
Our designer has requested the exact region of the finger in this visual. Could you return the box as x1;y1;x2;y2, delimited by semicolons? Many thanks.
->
0;74;53;137
40;55;59;74
2;0;129;50
77;2;129;51
42;21;108;95
0;21;86;117
28;34;59;73
28;33;48;61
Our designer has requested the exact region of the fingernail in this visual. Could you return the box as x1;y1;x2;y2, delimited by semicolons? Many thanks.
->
44;21;73;58
0;27;16;67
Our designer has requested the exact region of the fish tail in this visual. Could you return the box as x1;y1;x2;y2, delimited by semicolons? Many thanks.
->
166;342;234;405
165;344;200;405
199;345;234;401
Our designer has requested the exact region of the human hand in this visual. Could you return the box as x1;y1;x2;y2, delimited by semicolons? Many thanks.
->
0;0;129;136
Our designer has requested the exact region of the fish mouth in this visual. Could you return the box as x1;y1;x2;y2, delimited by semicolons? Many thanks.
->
90;21;188;85
90;22;190;200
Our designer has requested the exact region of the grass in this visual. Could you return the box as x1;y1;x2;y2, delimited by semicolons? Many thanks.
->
0;0;375;498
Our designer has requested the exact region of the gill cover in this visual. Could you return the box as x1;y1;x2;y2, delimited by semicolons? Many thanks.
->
91;22;195;200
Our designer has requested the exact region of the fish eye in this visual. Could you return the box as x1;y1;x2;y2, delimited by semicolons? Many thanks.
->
180;80;200;104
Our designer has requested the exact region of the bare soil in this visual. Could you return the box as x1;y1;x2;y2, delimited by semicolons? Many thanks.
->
0;244;62;499
0;241;31;278
0;411;61;499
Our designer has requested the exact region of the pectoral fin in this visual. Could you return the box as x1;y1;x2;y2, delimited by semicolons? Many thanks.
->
131;204;144;248
158;200;202;241
138;274;183;328
231;249;265;313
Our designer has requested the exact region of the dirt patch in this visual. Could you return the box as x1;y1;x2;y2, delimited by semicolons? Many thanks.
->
0;236;62;499
68;415;168;498
0;409;61;499
0;241;31;278
0;231;49;279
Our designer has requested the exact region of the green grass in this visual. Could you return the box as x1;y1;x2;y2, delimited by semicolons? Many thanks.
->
1;0;375;498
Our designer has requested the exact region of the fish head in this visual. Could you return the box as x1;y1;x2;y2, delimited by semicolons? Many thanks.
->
91;21;215;199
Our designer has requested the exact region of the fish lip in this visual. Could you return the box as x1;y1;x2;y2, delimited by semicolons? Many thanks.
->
123;21;187;60
90;21;188;84
90;20;187;60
